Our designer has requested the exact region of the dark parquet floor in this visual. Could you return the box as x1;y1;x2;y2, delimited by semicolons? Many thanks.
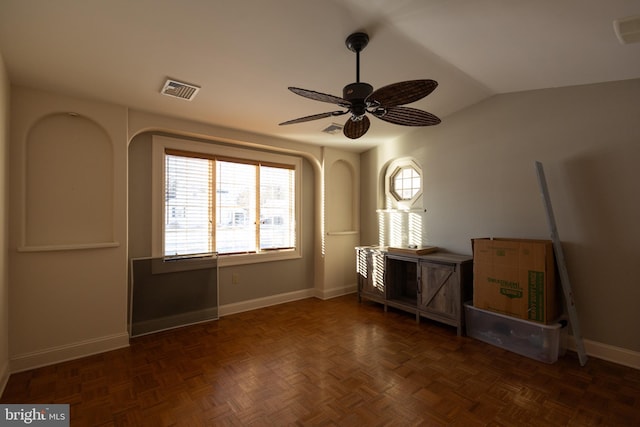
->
2;294;640;426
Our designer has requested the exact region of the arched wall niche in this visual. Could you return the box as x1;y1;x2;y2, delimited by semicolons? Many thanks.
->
376;156;427;248
24;112;115;248
326;159;355;233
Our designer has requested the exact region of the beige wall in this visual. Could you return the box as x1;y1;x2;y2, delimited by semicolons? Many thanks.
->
361;78;640;355
0;52;10;389
8;86;130;371
4;87;359;373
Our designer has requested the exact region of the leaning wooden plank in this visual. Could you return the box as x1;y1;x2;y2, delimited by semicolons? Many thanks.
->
535;161;588;366
387;246;438;256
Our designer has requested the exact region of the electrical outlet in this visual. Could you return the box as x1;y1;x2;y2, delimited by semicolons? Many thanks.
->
231;273;239;284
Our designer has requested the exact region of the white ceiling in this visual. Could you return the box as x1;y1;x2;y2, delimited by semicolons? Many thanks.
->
1;0;639;152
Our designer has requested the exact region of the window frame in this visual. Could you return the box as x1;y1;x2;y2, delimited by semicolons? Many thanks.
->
390;166;421;202
152;135;302;267
384;158;423;210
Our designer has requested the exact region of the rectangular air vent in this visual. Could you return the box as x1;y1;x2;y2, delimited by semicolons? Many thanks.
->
322;123;344;134
161;79;201;100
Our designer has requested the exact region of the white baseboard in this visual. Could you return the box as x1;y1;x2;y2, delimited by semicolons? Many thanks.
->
214;285;356;317
10;332;130;374
0;360;9;396
567;336;640;370
314;283;357;300
219;288;315;317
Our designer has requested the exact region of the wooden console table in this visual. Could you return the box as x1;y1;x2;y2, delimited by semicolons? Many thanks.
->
356;246;473;336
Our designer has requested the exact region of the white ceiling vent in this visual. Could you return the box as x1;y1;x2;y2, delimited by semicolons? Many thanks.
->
161;79;200;100
321;123;344;135
614;15;640;45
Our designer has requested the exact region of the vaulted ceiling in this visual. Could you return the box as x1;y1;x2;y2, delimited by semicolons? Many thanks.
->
1;0;639;152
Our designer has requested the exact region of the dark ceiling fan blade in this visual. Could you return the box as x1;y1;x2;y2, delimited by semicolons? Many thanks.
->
288;87;349;106
279;110;347;126
343;115;370;139
368;80;438;107
373;106;441;126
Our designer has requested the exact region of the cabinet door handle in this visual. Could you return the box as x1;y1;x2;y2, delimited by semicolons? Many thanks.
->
417;276;422;294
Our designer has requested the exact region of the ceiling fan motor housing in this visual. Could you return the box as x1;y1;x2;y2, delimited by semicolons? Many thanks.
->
343;82;372;117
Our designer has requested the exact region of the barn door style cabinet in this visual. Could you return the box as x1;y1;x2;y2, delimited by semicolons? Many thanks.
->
356;247;473;335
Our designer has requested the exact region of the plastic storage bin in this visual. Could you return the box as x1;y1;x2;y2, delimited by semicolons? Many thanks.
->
464;303;565;363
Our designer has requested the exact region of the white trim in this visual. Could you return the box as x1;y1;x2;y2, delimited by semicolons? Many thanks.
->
18;241;120;252
218;289;315;317
9;332;130;373
566;336;640;370
216;249;301;267
0;360;9;396
326;231;359;236
314;284;357;300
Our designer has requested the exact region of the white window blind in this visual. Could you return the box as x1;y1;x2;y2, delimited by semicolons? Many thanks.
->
162;147;297;259
164;154;213;257
216;160;256;254
260;165;295;250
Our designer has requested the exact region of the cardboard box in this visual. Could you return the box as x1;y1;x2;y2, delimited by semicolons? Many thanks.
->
472;238;560;323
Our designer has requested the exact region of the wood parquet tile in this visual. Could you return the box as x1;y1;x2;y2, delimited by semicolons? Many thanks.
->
2;294;640;426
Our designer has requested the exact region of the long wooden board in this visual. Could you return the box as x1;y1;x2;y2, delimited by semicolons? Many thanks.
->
387;246;438;256
535;161;588;366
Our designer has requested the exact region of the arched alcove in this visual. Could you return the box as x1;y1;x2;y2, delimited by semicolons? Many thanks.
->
377;157;427;247
25;113;114;247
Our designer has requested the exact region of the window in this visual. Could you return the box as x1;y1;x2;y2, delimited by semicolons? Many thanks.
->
380;158;426;247
215;160;256;254
153;136;301;264
391;166;421;201
384;158;423;209
165;154;213;257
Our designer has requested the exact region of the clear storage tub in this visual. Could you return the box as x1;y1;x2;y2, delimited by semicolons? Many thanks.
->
465;303;566;363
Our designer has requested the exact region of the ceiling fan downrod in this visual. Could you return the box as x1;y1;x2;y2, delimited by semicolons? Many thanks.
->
345;32;369;83
344;32;373;119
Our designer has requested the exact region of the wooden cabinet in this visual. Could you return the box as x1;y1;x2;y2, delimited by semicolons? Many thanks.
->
357;247;472;336
417;254;473;335
384;254;419;315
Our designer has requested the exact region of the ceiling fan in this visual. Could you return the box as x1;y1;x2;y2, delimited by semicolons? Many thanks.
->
279;32;441;140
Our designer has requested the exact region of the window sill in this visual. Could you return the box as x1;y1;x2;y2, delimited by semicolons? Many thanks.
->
326;231;358;236
376;208;427;213
217;249;301;267
18;241;120;252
